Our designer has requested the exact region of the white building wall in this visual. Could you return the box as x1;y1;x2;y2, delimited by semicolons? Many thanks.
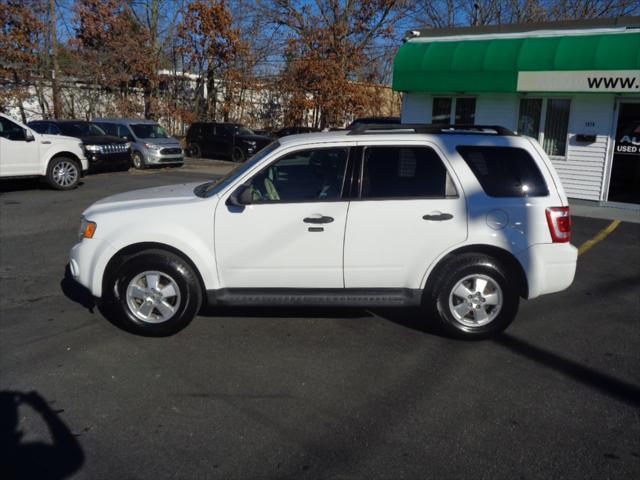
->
401;93;432;123
556;94;614;201
475;94;518;129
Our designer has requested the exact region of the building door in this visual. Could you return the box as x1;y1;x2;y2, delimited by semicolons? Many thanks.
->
608;102;640;204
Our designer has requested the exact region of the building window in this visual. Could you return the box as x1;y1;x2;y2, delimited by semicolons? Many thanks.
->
518;99;542;139
455;98;476;124
432;97;476;125
432;97;452;124
517;98;571;158
543;99;571;157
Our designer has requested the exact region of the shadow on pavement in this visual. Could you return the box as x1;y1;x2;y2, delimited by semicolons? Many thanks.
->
494;333;640;408
60;265;95;313
0;390;84;480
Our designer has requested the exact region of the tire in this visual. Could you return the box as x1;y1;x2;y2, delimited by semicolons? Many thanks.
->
132;151;146;169
105;250;202;336
189;144;201;159
231;146;245;163
429;254;519;339
46;157;80;190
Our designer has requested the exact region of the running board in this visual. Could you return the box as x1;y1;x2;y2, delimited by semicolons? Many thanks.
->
206;288;422;308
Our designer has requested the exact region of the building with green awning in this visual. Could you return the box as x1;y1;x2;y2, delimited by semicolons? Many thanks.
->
393;17;640;205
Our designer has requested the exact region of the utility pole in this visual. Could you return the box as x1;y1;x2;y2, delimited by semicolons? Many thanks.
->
50;0;61;118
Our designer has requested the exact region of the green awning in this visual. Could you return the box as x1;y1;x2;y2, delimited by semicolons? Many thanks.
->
393;32;640;93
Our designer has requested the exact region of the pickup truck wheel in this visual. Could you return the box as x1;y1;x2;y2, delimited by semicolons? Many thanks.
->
432;254;519;339
132;152;146;169
109;251;202;336
232;146;245;163
189;144;201;158
47;157;80;190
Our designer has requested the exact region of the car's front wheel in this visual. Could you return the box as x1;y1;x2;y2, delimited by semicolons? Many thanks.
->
132;152;145;169
106;250;202;336
47;157;80;190
232;146;245;163
430;254;519;339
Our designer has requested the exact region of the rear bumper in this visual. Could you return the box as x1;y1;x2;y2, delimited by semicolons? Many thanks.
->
517;243;578;299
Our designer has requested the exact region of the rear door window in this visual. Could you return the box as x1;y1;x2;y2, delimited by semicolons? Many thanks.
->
457;146;549;197
360;146;456;199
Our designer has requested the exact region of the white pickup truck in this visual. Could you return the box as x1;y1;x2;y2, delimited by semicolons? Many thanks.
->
0;113;88;189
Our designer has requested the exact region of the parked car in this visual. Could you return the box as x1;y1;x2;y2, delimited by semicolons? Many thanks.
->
93;118;183;169
1;113;88;190
185;122;272;162
69;124;577;338
274;126;321;137
28;120;131;172
346;116;401;130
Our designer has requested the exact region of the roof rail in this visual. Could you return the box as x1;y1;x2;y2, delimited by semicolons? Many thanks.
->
346;123;516;136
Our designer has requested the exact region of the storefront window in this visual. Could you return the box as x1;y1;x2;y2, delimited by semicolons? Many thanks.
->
455;98;476;124
517;99;542;138
432;97;452;124
543;99;571;157
432;97;476;125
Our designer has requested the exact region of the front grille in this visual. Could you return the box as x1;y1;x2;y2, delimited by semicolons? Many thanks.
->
160;147;182;155
100;143;128;154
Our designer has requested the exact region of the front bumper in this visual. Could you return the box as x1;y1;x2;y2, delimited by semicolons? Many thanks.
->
145;149;184;165
69;238;116;298
86;151;132;170
517;243;578;299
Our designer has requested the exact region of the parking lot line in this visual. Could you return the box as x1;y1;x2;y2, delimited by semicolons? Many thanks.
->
577;220;621;256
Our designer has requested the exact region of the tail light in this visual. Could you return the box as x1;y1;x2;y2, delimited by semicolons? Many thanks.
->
546;207;571;243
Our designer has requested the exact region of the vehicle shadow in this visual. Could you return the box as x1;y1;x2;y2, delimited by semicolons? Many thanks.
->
0;390;85;480
60;265;96;313
0;178;85;193
494;333;640;408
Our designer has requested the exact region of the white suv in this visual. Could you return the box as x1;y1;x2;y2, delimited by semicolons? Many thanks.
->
69;125;577;338
1;113;88;189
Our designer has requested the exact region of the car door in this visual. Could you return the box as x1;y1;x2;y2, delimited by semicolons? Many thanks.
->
214;145;351;288
0;116;40;176
214;125;234;158
343;142;468;289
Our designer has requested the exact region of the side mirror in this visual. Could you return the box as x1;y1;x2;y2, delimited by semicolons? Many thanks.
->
227;184;253;207
24;130;35;142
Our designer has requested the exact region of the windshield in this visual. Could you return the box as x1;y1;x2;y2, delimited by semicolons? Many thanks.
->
236;126;255;136
196;141;280;198
59;122;106;137
131;123;169;139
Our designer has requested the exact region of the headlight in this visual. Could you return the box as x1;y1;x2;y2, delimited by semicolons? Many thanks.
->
84;144;103;153
144;143;162;151
124;142;132;149
78;217;97;239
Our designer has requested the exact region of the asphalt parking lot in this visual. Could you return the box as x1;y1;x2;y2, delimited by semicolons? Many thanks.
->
1;165;639;479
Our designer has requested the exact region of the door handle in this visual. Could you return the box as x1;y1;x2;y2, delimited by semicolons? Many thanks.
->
303;215;334;224
423;212;454;221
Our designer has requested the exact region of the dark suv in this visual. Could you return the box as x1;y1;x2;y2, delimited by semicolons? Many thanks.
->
185;123;271;162
28;120;131;171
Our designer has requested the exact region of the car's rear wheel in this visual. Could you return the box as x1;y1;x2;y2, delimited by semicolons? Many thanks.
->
430;254;519;339
106;250;202;336
46;157;80;190
132;152;145;169
232;146;245;163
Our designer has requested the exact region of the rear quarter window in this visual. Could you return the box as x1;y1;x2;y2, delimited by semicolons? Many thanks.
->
457;146;549;197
